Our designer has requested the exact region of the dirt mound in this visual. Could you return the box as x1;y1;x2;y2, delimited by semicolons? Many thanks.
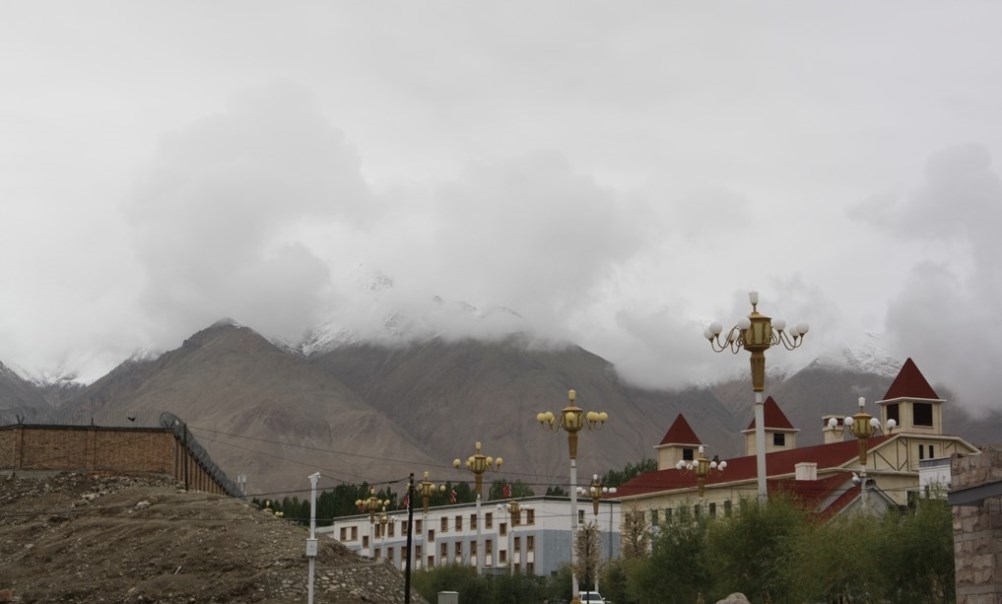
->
0;472;424;603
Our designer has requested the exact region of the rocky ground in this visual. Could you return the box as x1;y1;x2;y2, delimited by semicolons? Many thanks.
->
0;472;427;604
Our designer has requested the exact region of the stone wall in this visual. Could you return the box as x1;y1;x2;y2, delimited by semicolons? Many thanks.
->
953;446;1002;604
0;424;229;495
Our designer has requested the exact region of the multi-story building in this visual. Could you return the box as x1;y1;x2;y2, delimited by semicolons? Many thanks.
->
317;495;621;577
617;357;979;522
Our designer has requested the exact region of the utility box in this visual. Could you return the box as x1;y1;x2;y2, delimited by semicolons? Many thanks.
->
437;591;459;604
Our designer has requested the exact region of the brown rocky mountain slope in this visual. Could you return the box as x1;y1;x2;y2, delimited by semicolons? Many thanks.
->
54;322;439;495
0;472;425;604
308;335;739;486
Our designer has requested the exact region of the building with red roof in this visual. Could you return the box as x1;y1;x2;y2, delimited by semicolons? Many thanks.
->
615;358;978;522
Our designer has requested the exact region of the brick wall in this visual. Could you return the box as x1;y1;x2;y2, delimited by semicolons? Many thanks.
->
0;425;230;495
952;446;1002;604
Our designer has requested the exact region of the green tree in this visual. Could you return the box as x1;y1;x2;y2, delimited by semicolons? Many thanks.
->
488;478;534;500
705;496;805;603
628;506;709;604
575;521;603;592
601;458;657;488
545;484;568;496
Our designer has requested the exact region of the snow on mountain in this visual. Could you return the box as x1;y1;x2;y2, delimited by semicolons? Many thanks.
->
809;333;901;378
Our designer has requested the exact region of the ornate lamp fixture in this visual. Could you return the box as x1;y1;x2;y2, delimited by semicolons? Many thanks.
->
453;441;502;500
675;446;727;498
705;291;808;502
416;470;446;514
578;474;617;517
827;397;896;467
356;487;390;524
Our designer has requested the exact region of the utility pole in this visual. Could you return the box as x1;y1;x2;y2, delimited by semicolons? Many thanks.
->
306;472;320;604
404;473;414;604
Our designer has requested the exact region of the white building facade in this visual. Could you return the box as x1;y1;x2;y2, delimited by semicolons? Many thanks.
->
317;495;621;577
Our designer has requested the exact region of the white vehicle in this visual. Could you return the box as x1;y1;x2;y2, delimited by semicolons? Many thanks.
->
579;591;606;604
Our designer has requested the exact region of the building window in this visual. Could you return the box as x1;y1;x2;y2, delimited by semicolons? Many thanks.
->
485;512;493;529
485;539;493;561
514;536;521;552
374;548;381;560
773;433;786;447
428;529;435;542
527;535;535;551
363;535;369;548
650;509;659;526
455;515;463;531
470;514;478;530
454;542;462;561
929;445;935;458
416;544;422;560
694;504;701;518
387;547;394;563
441;517;448;532
402;521;408;534
441;543;448;559
708;502;717;518
471;541;477;559
724;500;733;518
500;522;507;537
513;509;521;525
340;527;347;540
526;509;535;525
578;510;585;525
683;447;694;461
919;444;925;460
428;555;434;569
389;522;395;537
375;524;383;538
499;549;507;563
416;519;423;534
527;562;535;575
914;402;933;427
665;507;672;520
887;403;900;424
351;526;358;540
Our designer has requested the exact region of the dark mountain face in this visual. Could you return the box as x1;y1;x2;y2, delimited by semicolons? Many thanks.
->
3;326;997;496
0;362;54;424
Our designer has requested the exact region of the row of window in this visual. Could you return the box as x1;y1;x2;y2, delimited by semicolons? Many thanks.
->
341;509;538;541
371;537;537;573
635;500;735;527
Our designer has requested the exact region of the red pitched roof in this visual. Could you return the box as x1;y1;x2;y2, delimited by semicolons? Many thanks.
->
658;414;701;446
746;396;796;430
616;435;892;498
883;357;940;400
772;472;861;520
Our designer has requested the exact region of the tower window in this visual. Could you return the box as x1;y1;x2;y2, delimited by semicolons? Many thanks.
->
683;448;694;461
914;403;933;427
886;403;900;424
773;433;786;447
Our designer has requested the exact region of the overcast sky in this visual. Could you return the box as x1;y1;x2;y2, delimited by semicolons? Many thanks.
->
2;2;1000;412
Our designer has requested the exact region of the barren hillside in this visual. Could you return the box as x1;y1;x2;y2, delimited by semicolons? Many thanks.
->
0;472;425;604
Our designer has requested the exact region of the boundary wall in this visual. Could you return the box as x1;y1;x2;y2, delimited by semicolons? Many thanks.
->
0;423;238;496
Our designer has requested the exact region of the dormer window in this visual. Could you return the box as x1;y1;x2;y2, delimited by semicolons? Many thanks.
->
682;448;694;461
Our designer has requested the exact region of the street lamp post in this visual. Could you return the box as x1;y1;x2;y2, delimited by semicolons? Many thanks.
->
536;389;608;604
356;487;390;557
415;471;445;570
827;397;896;514
454;442;502;574
578;474;616;593
705;291;809;502
496;499;520;575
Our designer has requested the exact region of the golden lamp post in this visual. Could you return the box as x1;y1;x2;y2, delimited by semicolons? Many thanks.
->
454;442;502;574
675;445;727;498
705;291;808;502
578;474;617;517
356;487;390;557
827;397;896;513
536;389;608;604
496;499;521;575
